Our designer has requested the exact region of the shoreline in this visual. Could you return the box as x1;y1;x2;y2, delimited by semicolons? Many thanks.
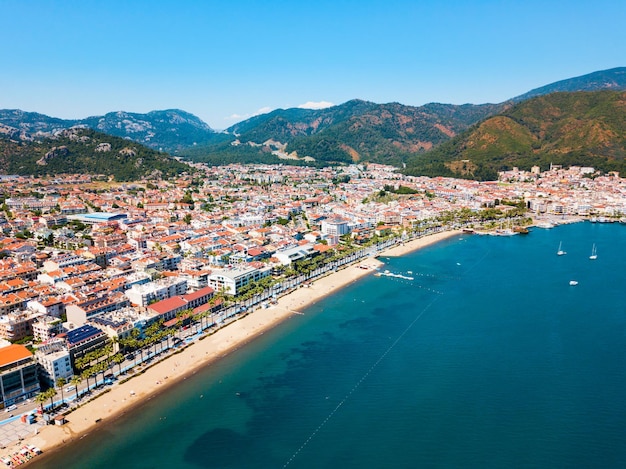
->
7;229;460;465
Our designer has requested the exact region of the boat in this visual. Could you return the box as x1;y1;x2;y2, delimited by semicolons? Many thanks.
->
536;222;555;229
569;280;578;286
513;226;530;234
557;241;566;256
589;243;597;260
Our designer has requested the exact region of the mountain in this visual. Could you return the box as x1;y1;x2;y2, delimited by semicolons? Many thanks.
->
0;109;218;153
3;67;626;172
403;90;626;180
0;127;191;181
184;100;508;166
184;67;626;167
513;67;626;102
80;109;218;152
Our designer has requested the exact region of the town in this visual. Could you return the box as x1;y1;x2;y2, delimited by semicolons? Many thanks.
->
0;161;624;463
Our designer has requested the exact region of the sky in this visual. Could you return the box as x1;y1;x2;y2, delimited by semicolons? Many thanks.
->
3;0;625;130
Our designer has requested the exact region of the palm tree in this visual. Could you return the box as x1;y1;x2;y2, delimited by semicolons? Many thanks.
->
56;377;66;405
34;392;48;414
70;375;82;401
112;352;124;375
81;370;92;393
46;388;57;412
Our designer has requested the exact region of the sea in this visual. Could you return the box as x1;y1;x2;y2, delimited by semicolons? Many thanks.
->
34;221;626;469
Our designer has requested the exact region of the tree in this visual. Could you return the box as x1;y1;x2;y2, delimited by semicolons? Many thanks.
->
70;375;82;401
81;370;92;393
34;392;49;414
46;388;57;412
56;377;66;405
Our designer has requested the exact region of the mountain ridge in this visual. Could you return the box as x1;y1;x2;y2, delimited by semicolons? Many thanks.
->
2;67;626;175
403;90;626;180
0;108;219;153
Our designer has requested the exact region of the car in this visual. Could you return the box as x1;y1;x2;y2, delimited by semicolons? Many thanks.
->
125;353;135;360
4;404;17;412
65;385;76;392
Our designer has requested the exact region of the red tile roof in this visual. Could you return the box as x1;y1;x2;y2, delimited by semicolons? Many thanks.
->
0;344;32;367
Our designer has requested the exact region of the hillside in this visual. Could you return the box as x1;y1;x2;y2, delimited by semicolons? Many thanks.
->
3;67;626;172
513;67;626;102
185;68;626;167
0;109;219;153
183;100;507;166
0;128;191;181
403;91;626;180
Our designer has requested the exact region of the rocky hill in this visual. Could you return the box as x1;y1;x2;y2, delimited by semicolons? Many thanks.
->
0;127;191;181
403;90;626;180
3;67;626;174
184;67;626;167
512;67;626;102
0;109;219;153
185;100;507;166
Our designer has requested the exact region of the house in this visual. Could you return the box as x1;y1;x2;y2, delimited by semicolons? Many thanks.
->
0;344;40;407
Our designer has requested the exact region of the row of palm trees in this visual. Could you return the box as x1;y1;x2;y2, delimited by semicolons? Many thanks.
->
28;231;405;414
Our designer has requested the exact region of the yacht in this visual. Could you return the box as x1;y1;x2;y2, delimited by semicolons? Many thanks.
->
557;241;566;256
589;244;597;260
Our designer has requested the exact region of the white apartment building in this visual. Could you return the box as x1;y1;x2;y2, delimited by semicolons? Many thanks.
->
207;265;272;295
125;277;188;307
35;341;73;387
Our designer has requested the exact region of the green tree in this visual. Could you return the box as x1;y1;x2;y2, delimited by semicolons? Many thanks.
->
70;375;82;401
34;392;48;414
56;377;66;404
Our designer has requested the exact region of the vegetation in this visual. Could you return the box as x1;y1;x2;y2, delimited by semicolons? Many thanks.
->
182;100;506;167
0;128;191;181
404;91;626;180
0;109;221;154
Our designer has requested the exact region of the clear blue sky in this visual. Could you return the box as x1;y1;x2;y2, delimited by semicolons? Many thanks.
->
3;0;624;129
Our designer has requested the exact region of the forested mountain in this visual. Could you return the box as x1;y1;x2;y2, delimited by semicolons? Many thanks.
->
184;100;507;166
0;109;219;153
512;67;626;102
403;91;626;180
3;67;626;174
184;68;626;167
0;127;190;181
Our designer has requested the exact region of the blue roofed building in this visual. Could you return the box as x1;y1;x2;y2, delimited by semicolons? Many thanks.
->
68;212;128;225
62;324;108;367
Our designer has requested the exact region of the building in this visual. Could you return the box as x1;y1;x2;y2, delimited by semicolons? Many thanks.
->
65;292;130;326
321;218;351;237
67;212;128;225
62;324;108;366
35;341;73;387
31;315;65;342
125;277;188;308
273;244;317;266
207;265;272;295
0;310;42;342
146;286;215;323
0;344;40;408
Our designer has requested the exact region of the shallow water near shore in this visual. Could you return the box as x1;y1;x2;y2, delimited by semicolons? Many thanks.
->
34;222;626;468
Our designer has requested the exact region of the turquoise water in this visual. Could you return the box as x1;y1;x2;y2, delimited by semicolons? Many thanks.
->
35;222;626;468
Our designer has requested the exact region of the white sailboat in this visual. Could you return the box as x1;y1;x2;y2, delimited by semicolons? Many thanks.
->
557;241;566;256
589;243;597;260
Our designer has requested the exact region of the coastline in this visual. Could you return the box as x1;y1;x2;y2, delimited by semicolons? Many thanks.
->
6;230;460;465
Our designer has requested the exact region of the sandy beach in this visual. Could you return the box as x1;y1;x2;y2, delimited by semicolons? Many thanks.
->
3;229;460;464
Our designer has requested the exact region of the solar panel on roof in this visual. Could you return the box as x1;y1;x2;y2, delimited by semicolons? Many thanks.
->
66;324;102;344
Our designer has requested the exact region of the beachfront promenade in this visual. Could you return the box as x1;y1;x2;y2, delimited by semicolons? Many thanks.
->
0;226;464;465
